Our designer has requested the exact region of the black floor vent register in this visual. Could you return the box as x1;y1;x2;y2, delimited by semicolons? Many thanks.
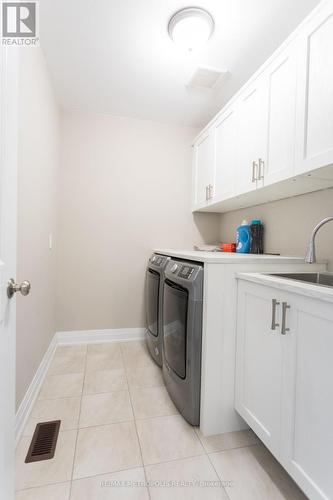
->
25;420;61;463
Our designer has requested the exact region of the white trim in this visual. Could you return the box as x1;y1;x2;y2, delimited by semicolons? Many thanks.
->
56;327;147;345
15;328;147;445
15;334;58;447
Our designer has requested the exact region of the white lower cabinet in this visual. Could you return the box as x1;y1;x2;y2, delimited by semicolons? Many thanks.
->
235;283;284;454
235;279;333;500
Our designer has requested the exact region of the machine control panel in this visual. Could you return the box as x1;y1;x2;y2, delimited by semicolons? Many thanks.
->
178;265;195;280
150;254;167;267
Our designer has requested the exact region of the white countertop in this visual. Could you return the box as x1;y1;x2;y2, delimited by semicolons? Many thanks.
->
154;248;309;264
237;272;333;303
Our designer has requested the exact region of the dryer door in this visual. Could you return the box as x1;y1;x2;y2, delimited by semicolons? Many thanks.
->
163;279;188;379
146;269;160;337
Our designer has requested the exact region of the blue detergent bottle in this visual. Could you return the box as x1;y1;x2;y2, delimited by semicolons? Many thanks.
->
236;220;251;253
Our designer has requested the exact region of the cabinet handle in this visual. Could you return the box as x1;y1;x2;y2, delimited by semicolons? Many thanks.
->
205;185;209;201
209;184;213;199
252;161;258;183
271;299;280;330
281;302;290;335
258;158;265;180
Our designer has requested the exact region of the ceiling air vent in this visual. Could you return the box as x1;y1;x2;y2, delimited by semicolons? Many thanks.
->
25;420;61;463
187;66;229;90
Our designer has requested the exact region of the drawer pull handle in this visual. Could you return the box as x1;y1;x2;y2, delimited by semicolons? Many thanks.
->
271;299;280;330
281;302;290;335
252;161;258;183
258;158;265;180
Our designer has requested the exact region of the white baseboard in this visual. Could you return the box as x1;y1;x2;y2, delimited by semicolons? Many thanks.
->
15;327;147;446
15;333;58;447
56;327;147;345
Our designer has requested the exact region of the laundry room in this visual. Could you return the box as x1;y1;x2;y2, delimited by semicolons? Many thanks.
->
1;1;333;499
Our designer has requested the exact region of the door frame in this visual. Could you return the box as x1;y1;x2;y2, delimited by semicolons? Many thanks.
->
0;46;19;500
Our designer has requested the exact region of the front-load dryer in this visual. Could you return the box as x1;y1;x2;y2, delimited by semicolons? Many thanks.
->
145;253;170;366
162;259;203;425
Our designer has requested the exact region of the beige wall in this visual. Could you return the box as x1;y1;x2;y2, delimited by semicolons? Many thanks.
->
16;48;59;407
56;112;220;332
220;188;333;270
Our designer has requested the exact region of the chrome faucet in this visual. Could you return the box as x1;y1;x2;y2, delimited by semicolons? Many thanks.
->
305;217;333;263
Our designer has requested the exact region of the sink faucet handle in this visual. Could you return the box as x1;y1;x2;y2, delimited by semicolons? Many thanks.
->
305;216;333;264
305;240;315;264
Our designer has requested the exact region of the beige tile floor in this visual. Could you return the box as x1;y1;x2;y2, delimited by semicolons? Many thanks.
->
16;341;307;499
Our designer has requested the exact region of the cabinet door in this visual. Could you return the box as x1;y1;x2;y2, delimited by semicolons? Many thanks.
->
295;4;333;175
212;107;238;201
236;78;268;195
235;281;283;454
282;295;333;500
192;130;214;208
263;42;298;186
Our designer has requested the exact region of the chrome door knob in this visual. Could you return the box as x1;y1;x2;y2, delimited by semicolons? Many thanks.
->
7;279;31;299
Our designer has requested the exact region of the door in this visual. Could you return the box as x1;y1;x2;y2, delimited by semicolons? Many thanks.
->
0;47;18;500
163;279;188;379
146;269;160;337
263;41;298;186
235;281;284;455
212;107;238;201
236;76;268;195
282;295;333;500
192;130;214;208
295;3;333;175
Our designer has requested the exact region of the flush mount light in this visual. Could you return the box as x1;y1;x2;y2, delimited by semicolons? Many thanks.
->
168;7;215;51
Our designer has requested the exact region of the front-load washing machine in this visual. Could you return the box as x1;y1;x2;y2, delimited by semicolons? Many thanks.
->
145;253;170;366
162;259;203;425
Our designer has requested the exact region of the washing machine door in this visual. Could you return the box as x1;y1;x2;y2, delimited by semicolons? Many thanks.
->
146;269;160;337
163;279;188;379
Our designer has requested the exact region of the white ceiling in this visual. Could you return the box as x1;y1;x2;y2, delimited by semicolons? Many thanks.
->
40;0;320;127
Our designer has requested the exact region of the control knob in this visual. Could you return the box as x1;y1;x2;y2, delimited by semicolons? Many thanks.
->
170;264;178;273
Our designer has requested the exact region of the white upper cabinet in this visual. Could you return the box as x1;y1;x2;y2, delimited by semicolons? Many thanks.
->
212;106;238;201
236;39;298;191
192;1;333;213
236;77;267;194
192;130;214;208
263;41;298;186
295;3;333;175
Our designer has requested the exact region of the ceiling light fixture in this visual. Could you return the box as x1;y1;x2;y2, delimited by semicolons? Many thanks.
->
168;7;215;52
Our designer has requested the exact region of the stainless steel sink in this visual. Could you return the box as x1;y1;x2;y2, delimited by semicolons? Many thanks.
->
268;272;333;288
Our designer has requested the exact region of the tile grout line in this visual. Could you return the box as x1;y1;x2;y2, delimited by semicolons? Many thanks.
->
205;450;232;500
194;424;244;500
120;342;152;500
196;428;261;500
67;452;211;483
68;343;88;499
16;479;72;494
